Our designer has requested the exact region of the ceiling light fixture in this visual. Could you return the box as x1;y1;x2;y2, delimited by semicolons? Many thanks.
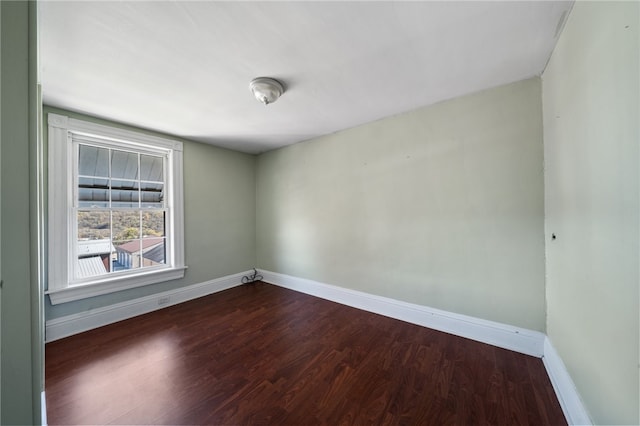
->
249;77;285;105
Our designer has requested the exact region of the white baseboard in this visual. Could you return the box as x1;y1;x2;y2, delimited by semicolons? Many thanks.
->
45;270;252;342
259;270;545;357
543;337;592;425
41;391;47;426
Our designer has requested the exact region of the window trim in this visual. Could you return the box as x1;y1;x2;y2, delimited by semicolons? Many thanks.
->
47;113;185;305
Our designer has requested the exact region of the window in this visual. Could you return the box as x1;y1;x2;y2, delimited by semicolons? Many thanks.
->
47;114;185;304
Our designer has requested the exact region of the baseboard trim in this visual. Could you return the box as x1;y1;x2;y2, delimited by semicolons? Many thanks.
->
45;270;252;342
41;391;47;426
543;337;592;425
259;270;545;357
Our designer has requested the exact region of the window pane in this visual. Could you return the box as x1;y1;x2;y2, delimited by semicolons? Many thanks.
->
76;210;112;279
142;211;165;237
141;237;165;267
78;177;109;208
77;211;110;240
141;182;164;208
111;150;138;180
76;255;109;278
79;145;109;177
140;154;163;182
110;179;139;208
112;211;140;241
114;239;141;270
79;177;109;188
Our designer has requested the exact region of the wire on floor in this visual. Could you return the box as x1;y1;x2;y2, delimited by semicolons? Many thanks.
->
242;268;263;284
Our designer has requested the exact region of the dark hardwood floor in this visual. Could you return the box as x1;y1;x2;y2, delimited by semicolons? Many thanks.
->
46;282;566;425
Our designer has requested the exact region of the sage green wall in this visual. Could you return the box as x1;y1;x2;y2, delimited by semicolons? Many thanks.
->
257;78;546;331
1;1;41;423
543;2;639;424
44;107;257;320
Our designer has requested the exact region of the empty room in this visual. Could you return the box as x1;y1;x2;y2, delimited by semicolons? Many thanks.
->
0;1;638;425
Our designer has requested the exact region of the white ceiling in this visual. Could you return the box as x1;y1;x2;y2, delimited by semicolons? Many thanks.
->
39;1;573;154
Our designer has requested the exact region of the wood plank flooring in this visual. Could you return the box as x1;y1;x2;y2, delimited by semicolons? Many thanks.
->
46;282;566;425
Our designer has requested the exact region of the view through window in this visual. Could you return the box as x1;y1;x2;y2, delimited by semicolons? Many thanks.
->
75;143;167;279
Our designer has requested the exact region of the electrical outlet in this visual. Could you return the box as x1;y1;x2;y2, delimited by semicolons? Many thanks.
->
158;297;171;306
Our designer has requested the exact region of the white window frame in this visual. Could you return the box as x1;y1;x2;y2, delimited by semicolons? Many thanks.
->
47;113;185;305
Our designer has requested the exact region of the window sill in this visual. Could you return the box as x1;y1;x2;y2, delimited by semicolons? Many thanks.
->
46;266;187;305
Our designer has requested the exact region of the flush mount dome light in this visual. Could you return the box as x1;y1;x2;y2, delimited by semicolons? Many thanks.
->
249;77;285;105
